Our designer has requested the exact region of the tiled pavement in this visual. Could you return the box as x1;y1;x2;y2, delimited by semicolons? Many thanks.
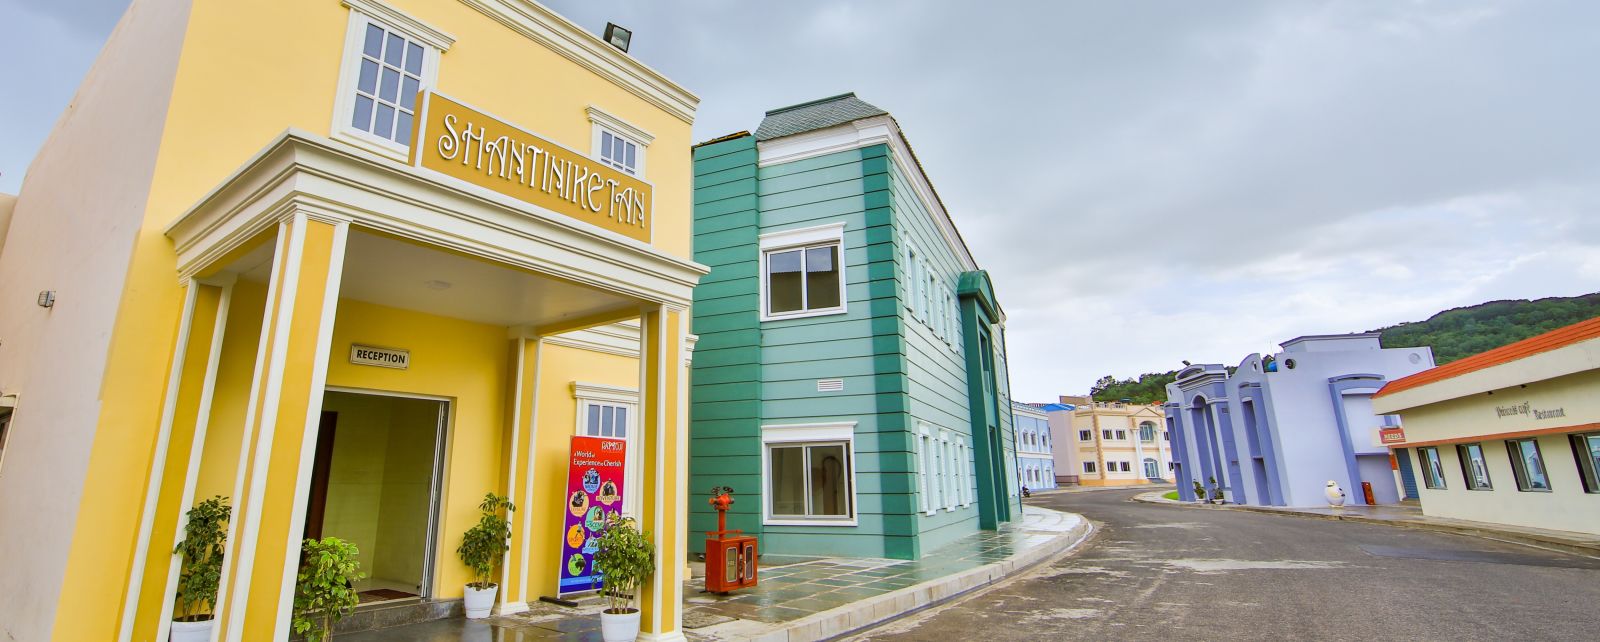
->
333;506;1089;641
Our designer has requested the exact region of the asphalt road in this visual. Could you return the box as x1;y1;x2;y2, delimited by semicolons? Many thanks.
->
849;488;1600;641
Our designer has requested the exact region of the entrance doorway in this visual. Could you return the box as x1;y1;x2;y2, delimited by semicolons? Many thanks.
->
304;390;448;604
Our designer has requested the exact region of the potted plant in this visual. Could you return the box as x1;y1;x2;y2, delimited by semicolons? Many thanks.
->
1191;480;1206;504
457;492;515;619
1208;476;1224;505
171;496;230;642
592;514;655;642
292;537;365;642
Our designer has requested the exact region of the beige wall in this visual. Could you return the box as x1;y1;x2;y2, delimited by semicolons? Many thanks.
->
0;193;15;255
0;2;192;639
1392;367;1600;535
1066;403;1174;485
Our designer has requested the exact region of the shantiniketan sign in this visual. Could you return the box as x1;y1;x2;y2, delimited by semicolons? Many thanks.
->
410;91;653;243
558;435;627;596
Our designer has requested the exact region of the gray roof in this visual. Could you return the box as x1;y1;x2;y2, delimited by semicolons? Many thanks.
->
754;93;888;141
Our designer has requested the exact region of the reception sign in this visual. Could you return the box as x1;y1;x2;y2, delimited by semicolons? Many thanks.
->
557;435;627;595
410;91;653;243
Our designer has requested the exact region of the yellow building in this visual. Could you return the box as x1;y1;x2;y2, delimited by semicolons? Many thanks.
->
1060;396;1175;486
0;1;702;641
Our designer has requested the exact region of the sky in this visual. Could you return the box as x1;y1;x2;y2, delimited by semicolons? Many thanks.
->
3;0;1597;402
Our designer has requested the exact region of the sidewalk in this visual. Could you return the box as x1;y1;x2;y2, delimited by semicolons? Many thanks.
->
683;505;1089;641
1032;482;1174;496
1134;491;1600;557
333;506;1090;641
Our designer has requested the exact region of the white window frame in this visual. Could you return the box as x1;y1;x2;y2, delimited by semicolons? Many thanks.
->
587;106;652;177
940;431;957;512
917;431;932;514
905;241;920;317
919;424;941;516
759;223;848;321
761;422;858;526
331;0;452;161
1083;461;1097;474
958;439;972;507
573;382;640;516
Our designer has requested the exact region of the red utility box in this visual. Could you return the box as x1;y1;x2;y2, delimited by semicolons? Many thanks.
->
705;487;758;594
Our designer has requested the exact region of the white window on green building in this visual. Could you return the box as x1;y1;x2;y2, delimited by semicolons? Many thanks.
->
759;223;846;320
762;422;856;525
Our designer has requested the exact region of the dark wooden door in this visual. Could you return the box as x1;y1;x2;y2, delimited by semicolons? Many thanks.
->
302;411;338;540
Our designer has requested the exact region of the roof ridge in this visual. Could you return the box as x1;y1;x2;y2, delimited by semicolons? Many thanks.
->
1375;314;1600;398
764;92;859;116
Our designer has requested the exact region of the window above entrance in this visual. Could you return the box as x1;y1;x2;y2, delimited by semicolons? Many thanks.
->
587;106;653;178
333;0;452;160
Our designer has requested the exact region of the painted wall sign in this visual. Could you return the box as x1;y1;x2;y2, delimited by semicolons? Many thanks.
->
349;344;409;369
558;435;627;596
1495;402;1567;420
1378;427;1406;444
410;91;653;243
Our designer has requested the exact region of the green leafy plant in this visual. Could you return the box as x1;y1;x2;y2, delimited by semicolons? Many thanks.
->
172;496;231;622
592;514;655;615
1208;476;1224;504
1192;480;1206;502
292;537;365;642
457;493;516;589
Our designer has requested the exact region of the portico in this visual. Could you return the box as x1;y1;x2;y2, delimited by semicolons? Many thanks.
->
122;130;703;642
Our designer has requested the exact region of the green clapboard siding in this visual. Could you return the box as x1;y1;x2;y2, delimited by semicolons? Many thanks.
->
689;130;1019;561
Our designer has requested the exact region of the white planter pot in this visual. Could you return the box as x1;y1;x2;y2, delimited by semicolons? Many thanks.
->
463;584;498;619
170;619;214;642
600;608;641;642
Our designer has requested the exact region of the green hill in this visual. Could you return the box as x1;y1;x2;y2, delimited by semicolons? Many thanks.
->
1087;292;1600;403
1375;292;1600;363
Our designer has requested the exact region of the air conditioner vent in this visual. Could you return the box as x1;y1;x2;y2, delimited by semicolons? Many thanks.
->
817;378;844;392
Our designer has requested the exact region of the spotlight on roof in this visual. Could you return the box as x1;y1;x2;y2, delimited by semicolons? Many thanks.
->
603;23;632;53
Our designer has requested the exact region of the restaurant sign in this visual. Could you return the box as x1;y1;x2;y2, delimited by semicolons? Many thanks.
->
410;91;652;243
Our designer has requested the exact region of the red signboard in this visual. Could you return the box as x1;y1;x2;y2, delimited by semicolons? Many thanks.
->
1379;427;1406;444
558;435;627;595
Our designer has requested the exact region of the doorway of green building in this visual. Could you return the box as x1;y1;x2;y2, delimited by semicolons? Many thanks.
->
303;389;449;605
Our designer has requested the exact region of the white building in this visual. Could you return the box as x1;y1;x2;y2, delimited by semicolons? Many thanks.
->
1373;317;1600;536
1013;402;1057;490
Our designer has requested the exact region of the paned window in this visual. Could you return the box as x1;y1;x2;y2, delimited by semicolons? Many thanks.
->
1119;461;1131;473
1115;430;1127;441
0;407;12;473
1102;429;1113;440
1457;443;1492;490
574;383;639;515
1083;461;1097;474
941;434;957;511
760;224;847;320
920;427;941;515
768;441;852;520
1571;432;1600;493
1417;446;1447;489
1163;430;1171;441
1139;422;1156;442
598;129;639;175
1079;430;1092;442
1505;438;1551;492
350;21;426;145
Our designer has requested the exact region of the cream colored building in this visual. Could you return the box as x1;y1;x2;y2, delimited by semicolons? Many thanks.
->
1059;396;1175;486
1373;316;1600;536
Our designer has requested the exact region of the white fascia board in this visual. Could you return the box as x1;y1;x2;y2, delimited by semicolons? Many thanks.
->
756;115;979;272
458;0;699;124
1374;339;1600;413
164;129;707;309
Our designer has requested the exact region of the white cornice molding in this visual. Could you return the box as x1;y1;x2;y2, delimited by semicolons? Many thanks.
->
163;129;707;308
458;0;698;124
571;380;639;404
1373;338;1600;414
545;321;641;358
343;0;456;51
755;115;978;272
587;106;655;145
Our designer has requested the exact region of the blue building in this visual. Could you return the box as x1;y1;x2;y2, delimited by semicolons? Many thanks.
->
1013;402;1056;491
1164;333;1435;507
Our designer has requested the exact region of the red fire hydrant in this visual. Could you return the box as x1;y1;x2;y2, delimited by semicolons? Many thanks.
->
704;486;757;594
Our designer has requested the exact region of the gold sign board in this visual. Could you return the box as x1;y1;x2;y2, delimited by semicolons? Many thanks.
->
410;92;652;243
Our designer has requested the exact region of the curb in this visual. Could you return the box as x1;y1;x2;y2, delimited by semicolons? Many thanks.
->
1132;493;1600;558
702;511;1093;642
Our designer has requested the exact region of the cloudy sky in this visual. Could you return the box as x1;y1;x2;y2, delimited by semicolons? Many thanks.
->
3;1;1597;401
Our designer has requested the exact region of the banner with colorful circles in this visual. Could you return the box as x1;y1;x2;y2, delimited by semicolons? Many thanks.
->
557;435;627;595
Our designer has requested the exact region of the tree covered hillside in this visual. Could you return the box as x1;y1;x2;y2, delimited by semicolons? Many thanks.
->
1376;292;1600;363
1086;292;1600;403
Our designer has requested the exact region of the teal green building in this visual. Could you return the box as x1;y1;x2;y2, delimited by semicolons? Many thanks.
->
689;94;1021;560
